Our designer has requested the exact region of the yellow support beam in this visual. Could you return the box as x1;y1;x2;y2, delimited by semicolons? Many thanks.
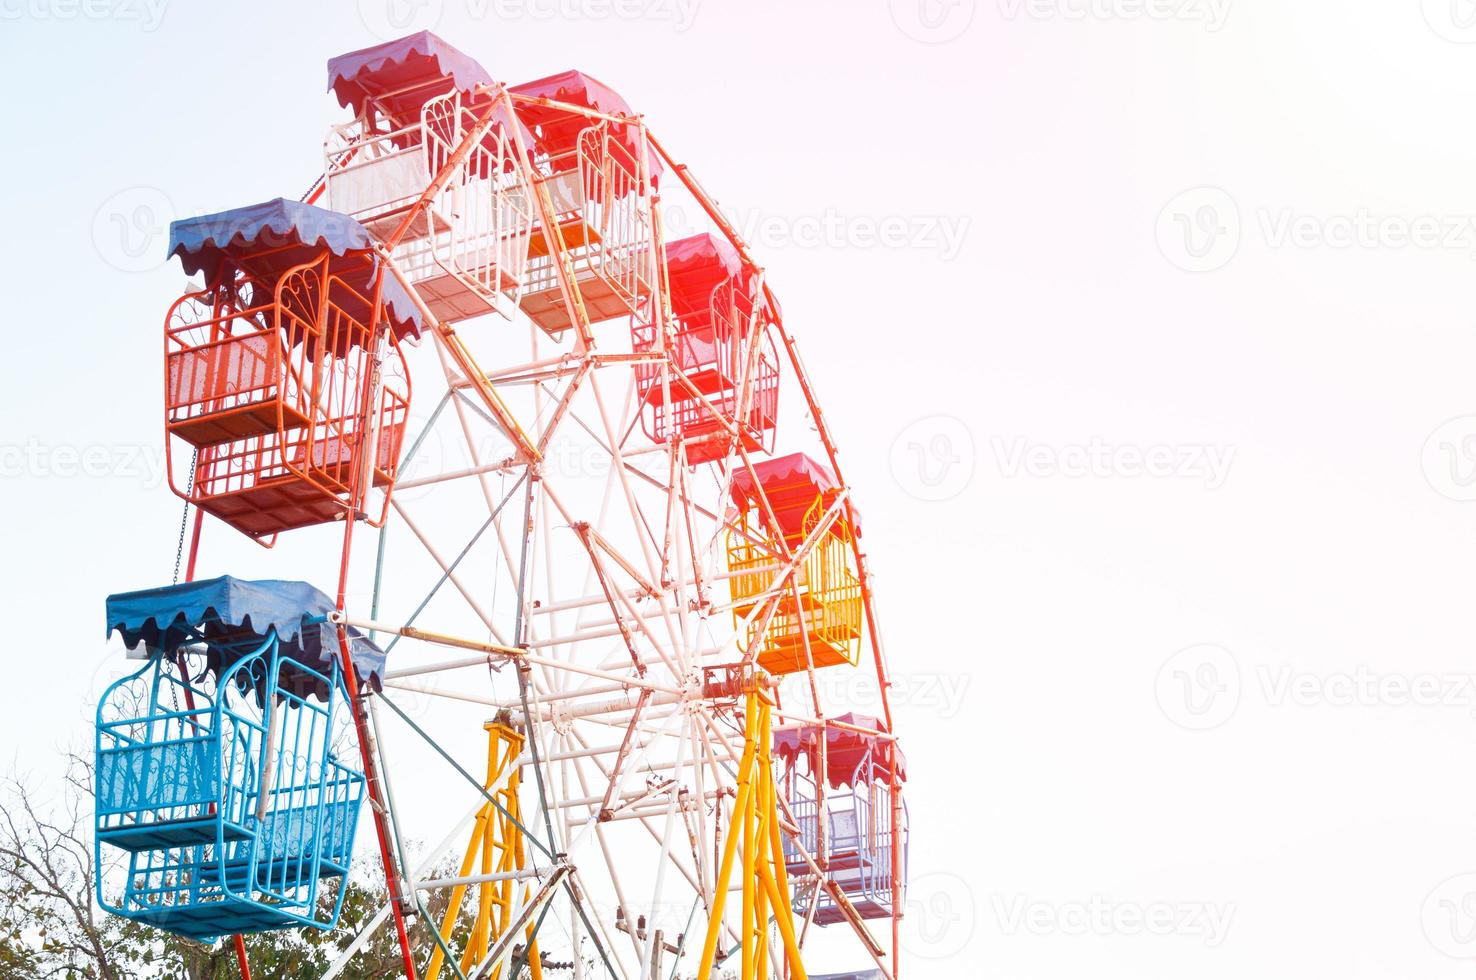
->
695;686;808;980
428;718;543;980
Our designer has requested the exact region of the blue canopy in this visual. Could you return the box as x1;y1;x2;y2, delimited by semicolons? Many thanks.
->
105;576;387;698
329;31;492;121
168;198;423;342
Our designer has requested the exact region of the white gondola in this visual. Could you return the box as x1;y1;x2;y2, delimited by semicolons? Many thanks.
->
325;73;533;323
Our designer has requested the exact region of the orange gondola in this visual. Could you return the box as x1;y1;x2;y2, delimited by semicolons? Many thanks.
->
634;233;780;464
164;199;415;540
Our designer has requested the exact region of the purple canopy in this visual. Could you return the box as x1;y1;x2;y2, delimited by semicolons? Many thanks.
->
329;31;493;122
774;713;906;789
328;32;535;160
168;198;422;342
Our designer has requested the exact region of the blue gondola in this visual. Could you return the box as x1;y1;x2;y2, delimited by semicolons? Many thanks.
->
776;714;909;926
93;577;387;940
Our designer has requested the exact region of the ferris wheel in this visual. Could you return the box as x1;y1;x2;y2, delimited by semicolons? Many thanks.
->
93;31;908;980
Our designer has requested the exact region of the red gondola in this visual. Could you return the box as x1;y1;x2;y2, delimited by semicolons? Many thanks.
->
633;233;780;464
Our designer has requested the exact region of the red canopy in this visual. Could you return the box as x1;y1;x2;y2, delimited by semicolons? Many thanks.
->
664;233;745;319
327;32;534;162
510;70;662;183
168;198;423;344
731;453;859;542
664;233;783;327
329;31;492;126
773;713;906;790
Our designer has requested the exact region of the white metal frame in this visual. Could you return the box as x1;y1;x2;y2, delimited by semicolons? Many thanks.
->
306;81;905;980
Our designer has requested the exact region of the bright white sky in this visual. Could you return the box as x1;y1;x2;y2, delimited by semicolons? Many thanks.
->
7;0;1476;977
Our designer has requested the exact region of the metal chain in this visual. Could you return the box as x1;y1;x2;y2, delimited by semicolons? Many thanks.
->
171;450;198;585
167;451;199;717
